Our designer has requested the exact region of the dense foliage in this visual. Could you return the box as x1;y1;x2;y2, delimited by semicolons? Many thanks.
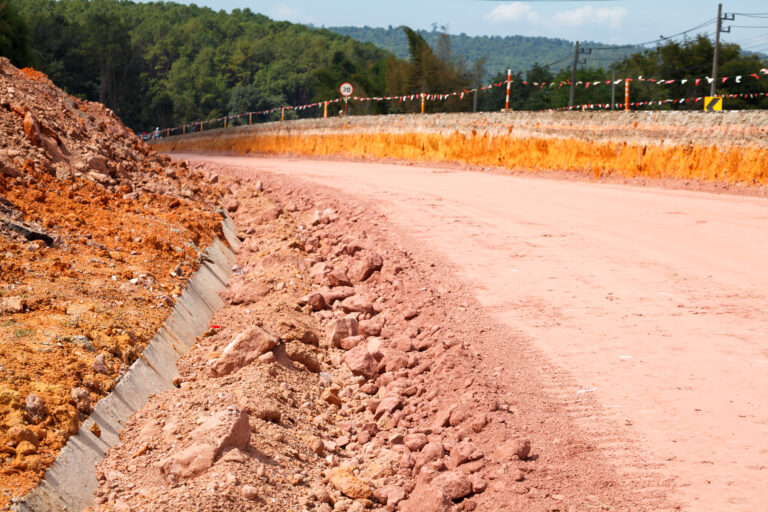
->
14;0;396;130
0;0;31;67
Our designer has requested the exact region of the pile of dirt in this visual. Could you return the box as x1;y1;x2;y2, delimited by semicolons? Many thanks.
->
0;58;225;507
89;167;673;511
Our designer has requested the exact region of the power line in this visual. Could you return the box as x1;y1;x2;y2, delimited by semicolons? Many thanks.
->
591;17;717;50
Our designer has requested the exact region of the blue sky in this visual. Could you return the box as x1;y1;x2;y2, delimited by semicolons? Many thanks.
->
163;1;768;51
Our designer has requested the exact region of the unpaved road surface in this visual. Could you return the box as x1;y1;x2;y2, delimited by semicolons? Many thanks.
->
179;154;768;511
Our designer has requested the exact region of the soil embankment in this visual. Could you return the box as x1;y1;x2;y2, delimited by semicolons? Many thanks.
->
0;59;225;508
153;111;768;187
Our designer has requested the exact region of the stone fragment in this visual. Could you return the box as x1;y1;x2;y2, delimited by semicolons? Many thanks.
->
285;343;321;373
16;440;37;456
415;442;444;469
25;394;47;423
312;484;331;503
309;438;325;456
8;426;38;447
374;485;407;506
159;408;250;483
322;388;342;407
325;267;351;287
374;396;403;419
318;286;355;305
92;353;110;374
339;335;364;350
399;485;450;512
70;387;91;413
450;440;482;467
23;111;41;145
471;413;488;433
493;438;532;461
342;345;378;380
348;253;383;283
449;403;472;427
358;316;384;337
381;349;409;373
88;155;109;175
241;485;258;500
469;474;487;493
339;295;373;315
225;199;240;213
403;433;428;452
327;467;372;500
0;297;24;314
326;317;358;348
431;471;472;500
208;327;278;377
392;334;413;352
0;154;21;178
298;292;326;311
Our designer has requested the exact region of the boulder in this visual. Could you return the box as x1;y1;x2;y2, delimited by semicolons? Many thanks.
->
208;327;278;377
159;408;250;483
342;345;378;380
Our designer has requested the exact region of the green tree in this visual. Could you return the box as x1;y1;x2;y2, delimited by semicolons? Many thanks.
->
0;0;32;67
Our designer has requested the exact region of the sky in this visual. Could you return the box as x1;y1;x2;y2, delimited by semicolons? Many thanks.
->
168;1;768;50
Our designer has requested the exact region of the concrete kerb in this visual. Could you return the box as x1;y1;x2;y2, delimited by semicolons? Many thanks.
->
13;216;240;512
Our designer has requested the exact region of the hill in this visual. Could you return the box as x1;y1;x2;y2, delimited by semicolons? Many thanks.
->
328;25;639;79
14;0;395;131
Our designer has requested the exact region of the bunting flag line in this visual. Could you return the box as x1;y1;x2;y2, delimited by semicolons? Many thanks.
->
155;68;768;137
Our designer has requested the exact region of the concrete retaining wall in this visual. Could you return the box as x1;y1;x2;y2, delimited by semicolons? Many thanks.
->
13;217;240;512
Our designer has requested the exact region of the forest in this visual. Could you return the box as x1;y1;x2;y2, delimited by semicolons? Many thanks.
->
1;0;767;132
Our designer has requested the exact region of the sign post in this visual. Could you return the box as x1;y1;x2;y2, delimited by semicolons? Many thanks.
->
339;82;353;116
505;69;511;111
624;80;630;111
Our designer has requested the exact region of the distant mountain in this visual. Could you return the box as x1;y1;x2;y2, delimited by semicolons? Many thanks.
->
329;26;640;80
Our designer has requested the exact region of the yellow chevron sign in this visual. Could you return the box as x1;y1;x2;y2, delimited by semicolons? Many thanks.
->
704;96;723;112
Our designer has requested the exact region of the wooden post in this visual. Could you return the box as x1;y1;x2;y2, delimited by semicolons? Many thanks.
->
201;121;204;132
421;93;425;114
281;107;285;122
249;112;252;125
505;68;511;111
624;80;630;111
324;101;328;119
224;116;227;129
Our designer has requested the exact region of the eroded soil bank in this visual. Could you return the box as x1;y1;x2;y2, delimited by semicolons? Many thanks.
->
89;164;674;512
0;58;224;507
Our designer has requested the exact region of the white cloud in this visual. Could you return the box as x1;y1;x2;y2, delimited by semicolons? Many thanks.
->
486;2;541;25
552;6;627;28
269;4;315;24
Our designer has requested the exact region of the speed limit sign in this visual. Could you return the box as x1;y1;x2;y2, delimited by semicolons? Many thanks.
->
339;82;354;97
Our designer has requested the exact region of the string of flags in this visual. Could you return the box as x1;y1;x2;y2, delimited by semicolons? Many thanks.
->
547;91;768;112
159;68;768;136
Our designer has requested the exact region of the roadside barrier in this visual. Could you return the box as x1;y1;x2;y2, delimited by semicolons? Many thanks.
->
150;68;768;138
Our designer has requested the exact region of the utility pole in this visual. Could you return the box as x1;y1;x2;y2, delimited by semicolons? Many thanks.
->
711;3;733;97
569;41;579;108
711;3;723;97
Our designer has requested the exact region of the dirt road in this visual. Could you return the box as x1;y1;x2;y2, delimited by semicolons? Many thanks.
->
179;154;768;511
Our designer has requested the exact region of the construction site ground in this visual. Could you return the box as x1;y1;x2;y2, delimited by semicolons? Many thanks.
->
150;153;768;512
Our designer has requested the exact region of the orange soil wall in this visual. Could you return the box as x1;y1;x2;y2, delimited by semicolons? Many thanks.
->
155;131;768;186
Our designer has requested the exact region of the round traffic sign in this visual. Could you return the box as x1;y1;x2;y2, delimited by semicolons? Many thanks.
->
339;82;354;97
